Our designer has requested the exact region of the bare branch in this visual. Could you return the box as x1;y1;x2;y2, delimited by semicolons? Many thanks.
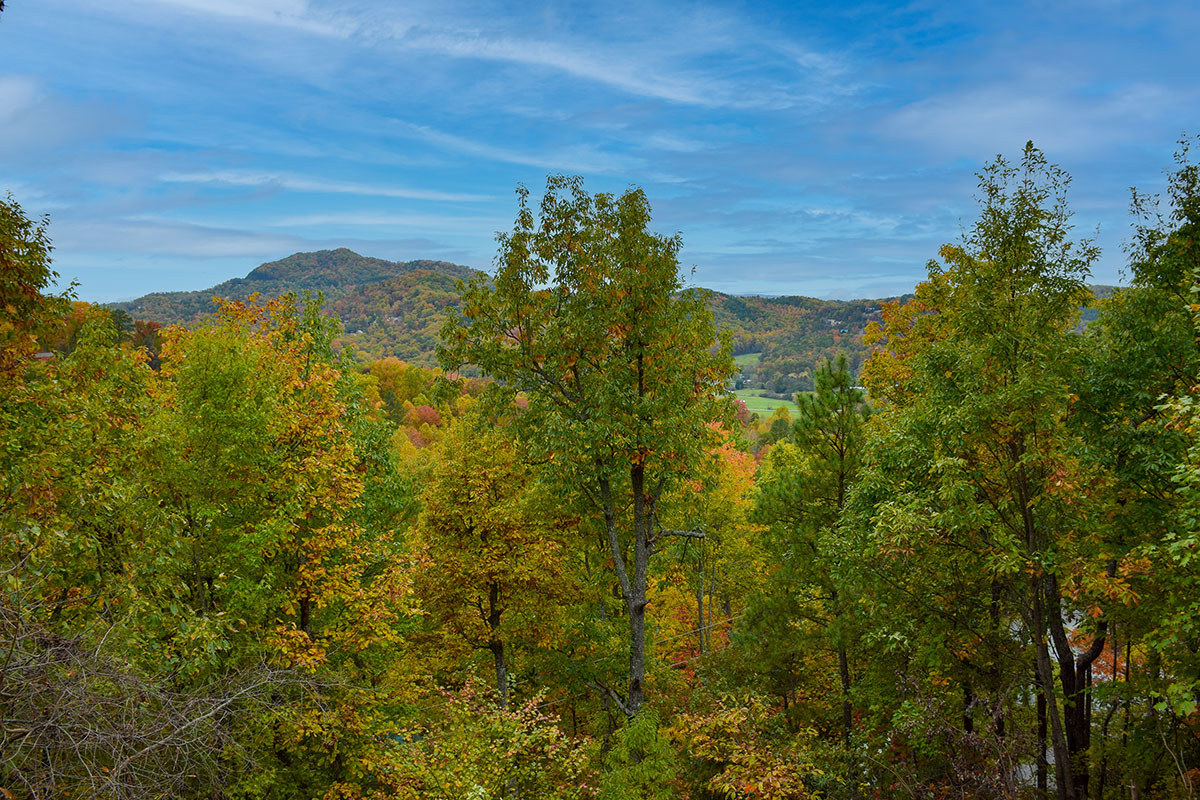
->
587;680;633;718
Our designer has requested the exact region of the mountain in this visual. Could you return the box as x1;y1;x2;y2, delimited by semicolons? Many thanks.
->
112;249;479;327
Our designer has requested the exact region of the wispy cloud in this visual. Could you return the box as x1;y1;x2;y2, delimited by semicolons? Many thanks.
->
268;211;507;233
396;30;719;107
160;170;492;202
135;0;350;37
0;74;127;157
884;81;1185;158
391;122;646;176
54;216;310;259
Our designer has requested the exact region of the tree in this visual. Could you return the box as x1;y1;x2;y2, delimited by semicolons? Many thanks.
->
855;143;1105;799
1091;137;1200;793
440;175;733;715
661;428;762;659
136;295;416;797
749;355;868;746
596;709;679;800
0;194;68;379
389;682;590;800
411;410;574;706
671;694;823;800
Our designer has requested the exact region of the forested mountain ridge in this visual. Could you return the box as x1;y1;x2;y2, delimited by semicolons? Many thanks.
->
109;249;1117;379
707;291;909;394
334;268;468;365
109;249;912;377
110;248;479;327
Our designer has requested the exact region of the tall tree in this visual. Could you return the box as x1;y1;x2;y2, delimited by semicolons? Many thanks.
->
750;355;868;746
1088;138;1200;792
440;175;733;715
856;143;1107;799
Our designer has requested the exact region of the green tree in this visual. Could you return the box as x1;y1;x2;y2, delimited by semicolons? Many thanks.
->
597;709;678;800
1085;138;1200;792
748;355;868;747
440;175;733;715
854;143;1106;799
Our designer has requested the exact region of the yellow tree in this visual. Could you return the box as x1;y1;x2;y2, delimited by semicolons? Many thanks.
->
657;426;762;661
411;411;574;706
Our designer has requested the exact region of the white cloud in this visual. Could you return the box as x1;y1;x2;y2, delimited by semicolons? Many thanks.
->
391;121;645;176
397;29;718;107
160;170;492;202
268;211;506;233
0;74;127;158
884;82;1185;159
54;216;310;259
135;0;350;37
0;75;40;112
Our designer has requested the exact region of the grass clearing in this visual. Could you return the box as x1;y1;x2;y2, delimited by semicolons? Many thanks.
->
733;351;762;367
733;388;794;416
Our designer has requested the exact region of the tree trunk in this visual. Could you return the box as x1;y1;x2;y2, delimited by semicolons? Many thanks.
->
1037;679;1048;796
1033;573;1074;800
963;678;975;735
990;576;1006;740
599;474;643;718
1046;571;1110;800
706;561;715;648
628;463;649;715
491;640;508;709
487;581;507;708
839;643;853;748
628;594;646;714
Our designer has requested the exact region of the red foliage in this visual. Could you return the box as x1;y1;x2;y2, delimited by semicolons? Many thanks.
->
414;404;443;427
734;399;752;425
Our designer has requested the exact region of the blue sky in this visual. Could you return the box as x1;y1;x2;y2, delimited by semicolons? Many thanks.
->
2;0;1197;301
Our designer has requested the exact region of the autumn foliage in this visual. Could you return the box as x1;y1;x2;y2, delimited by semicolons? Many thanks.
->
6;150;1200;799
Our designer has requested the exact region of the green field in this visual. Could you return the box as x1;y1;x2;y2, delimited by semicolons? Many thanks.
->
733;387;794;416
733;351;762;367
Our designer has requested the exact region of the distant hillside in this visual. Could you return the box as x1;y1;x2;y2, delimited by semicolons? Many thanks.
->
1080;284;1120;325
332;269;467;366
709;283;1116;396
708;292;911;396
112;249;478;327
